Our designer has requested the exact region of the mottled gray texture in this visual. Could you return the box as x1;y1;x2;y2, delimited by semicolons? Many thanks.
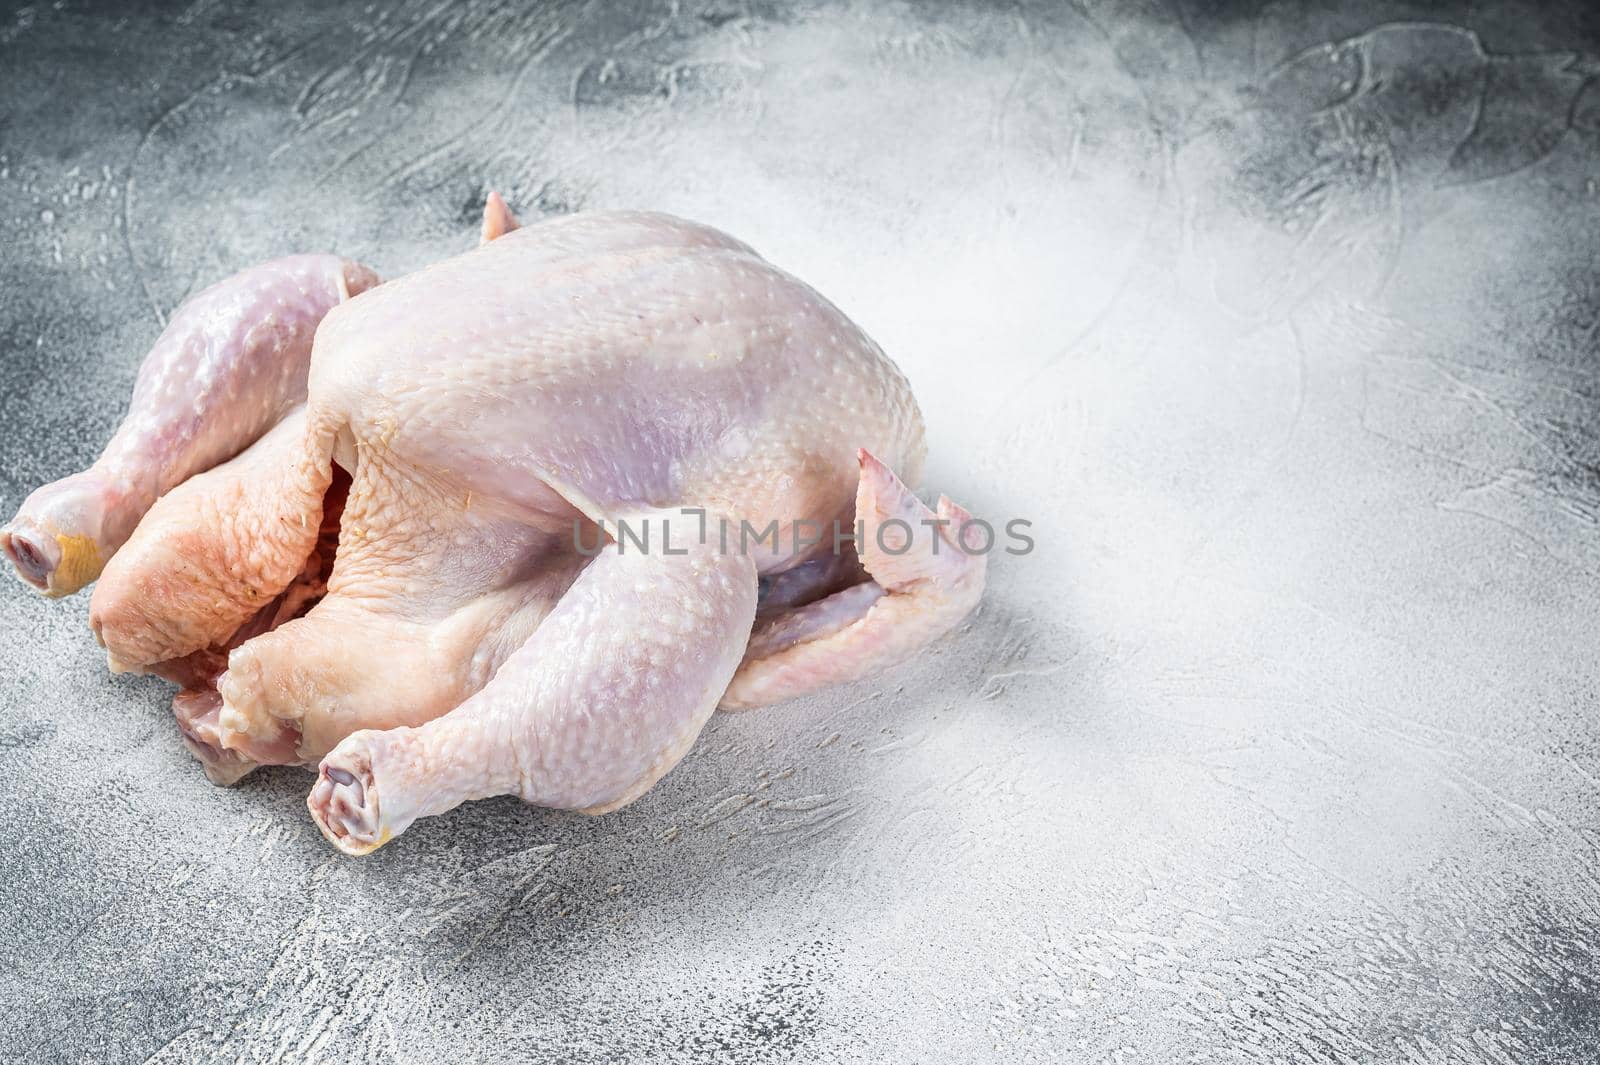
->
3;0;1600;1062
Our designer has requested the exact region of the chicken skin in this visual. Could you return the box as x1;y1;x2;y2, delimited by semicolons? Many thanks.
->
3;198;985;853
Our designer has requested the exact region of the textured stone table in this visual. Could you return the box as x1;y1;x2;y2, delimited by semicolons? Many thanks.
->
3;1;1600;1061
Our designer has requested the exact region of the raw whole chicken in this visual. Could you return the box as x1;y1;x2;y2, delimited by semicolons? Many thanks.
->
1;194;985;854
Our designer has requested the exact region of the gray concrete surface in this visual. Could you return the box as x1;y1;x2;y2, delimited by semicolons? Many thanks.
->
4;0;1600;1061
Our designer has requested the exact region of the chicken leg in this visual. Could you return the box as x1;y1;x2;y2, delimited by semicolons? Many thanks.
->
308;511;758;854
2;255;378;596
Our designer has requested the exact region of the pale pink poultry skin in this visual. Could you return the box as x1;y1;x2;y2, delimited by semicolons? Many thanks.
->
0;255;380;596
3;196;985;854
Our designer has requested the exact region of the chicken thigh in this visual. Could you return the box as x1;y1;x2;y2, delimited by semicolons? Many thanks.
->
4;199;985;853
